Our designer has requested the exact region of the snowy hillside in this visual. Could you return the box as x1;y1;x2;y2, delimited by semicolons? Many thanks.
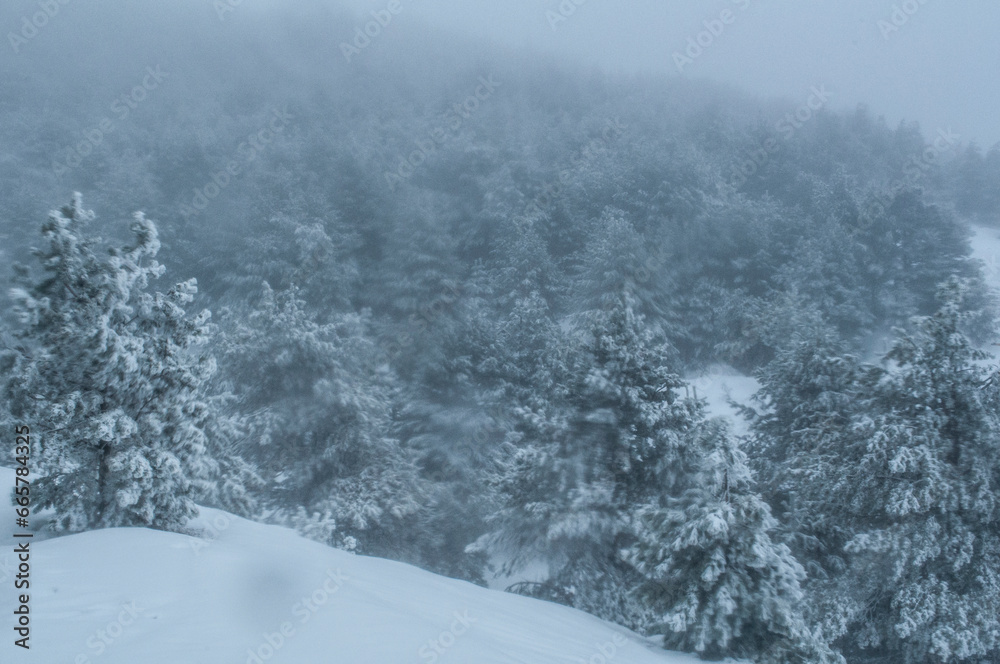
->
0;467;699;664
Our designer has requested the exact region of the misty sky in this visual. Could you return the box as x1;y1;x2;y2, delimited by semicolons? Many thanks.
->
337;0;1000;148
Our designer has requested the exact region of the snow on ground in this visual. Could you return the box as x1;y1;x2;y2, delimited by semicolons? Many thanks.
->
687;364;760;436
970;224;1000;288
969;224;1000;363
0;467;700;664
485;556;549;592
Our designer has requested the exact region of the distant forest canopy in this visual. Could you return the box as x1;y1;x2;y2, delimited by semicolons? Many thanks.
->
0;1;997;365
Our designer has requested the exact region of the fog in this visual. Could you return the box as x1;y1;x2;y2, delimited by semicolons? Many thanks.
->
3;1;997;146
335;0;1000;146
4;2;1000;663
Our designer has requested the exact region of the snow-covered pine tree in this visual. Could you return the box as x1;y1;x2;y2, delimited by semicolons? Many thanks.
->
580;289;699;506
219;283;421;555
573;208;676;328
629;418;839;664
751;277;1000;664
3;194;238;532
838;277;1000;664
457;287;576;584
747;324;865;588
478;288;700;629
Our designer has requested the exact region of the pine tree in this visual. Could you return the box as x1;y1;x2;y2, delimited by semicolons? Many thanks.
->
629;419;838;663
839;278;1000;664
751;278;1000;664
219;283;421;555
748;325;864;583
478;289;700;629
3;195;240;532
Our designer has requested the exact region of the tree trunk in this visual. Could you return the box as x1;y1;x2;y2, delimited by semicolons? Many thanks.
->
96;441;111;527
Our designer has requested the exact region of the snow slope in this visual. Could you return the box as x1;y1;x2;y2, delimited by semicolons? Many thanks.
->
0;468;699;664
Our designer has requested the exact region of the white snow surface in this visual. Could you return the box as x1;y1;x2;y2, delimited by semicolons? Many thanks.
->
0;468;699;664
970;223;1000;287
970;223;1000;362
687;365;760;436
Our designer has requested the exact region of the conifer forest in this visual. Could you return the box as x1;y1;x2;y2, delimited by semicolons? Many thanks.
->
2;2;1000;663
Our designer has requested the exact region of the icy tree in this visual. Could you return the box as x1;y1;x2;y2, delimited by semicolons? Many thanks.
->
751;278;1000;664
629;419;838;663
219;283;421;555
839;278;1000;664
477;289;700;629
748;326;865;597
3;195;235;532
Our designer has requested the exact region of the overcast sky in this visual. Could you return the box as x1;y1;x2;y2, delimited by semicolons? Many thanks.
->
337;0;1000;148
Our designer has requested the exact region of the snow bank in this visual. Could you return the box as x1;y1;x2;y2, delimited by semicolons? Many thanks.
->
0;467;699;664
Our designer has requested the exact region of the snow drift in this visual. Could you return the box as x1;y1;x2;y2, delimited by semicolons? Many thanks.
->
0;467;700;663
